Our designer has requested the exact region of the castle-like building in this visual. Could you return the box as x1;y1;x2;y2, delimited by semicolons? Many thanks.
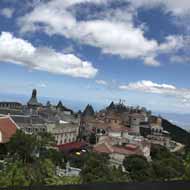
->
0;91;182;169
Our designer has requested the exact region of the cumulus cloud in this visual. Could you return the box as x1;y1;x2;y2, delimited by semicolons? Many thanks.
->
126;0;190;16
0;8;14;18
170;55;190;64
144;56;160;66
119;80;176;94
0;32;97;78
18;0;185;67
96;80;107;85
119;80;190;104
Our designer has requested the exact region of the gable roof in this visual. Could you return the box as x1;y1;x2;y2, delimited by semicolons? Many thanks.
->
93;143;113;154
93;142;142;156
0;116;19;143
57;141;87;152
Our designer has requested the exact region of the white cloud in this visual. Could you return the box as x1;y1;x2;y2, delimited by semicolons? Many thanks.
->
18;0;184;67
119;80;190;105
96;80;107;85
119;80;176;94
144;56;160;66
0;32;97;78
126;0;190;16
0;8;14;18
158;35;184;52
170;55;190;64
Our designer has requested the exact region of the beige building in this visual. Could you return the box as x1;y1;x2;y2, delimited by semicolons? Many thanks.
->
53;122;79;145
147;117;171;148
94;126;151;168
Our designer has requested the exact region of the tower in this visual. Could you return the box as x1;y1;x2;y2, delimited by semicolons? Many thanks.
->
27;89;41;109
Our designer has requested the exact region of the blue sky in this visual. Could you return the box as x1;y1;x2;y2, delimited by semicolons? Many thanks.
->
0;0;190;114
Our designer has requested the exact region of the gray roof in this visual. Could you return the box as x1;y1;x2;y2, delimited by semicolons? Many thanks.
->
27;97;40;106
27;89;41;106
11;115;45;125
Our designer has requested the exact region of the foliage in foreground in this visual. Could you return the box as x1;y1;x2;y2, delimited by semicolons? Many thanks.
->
1;131;190;186
0;159;80;186
80;152;130;183
123;145;185;182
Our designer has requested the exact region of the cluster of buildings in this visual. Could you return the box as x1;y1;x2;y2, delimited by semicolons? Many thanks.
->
0;89;80;147
0;90;183;170
80;101;180;168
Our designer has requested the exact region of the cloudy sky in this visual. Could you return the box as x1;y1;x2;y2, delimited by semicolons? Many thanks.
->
0;0;190;114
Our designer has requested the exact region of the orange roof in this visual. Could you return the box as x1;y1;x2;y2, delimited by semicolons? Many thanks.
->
0;116;18;143
94;142;142;156
93;143;112;154
112;146;141;155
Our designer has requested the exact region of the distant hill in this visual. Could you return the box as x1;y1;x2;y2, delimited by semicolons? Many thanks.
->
162;118;190;146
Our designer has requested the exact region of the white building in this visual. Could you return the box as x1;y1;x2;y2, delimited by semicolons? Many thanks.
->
53;123;79;145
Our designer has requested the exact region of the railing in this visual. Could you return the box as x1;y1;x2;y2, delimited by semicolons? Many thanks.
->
0;181;190;190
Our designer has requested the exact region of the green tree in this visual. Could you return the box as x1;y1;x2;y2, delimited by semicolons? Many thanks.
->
110;165;130;182
80;152;111;183
6;130;37;163
182;151;190;180
0;161;28;187
37;132;55;148
80;152;129;183
24;159;63;185
152;160;179;181
41;148;65;168
0;144;7;159
151;144;184;181
6;131;57;164
89;133;96;145
150;144;172;160
123;155;155;182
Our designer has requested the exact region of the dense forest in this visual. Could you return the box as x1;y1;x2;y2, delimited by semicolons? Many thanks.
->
162;118;190;146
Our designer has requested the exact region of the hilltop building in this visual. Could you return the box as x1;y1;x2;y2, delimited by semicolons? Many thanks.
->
50;113;80;145
0;102;22;110
143;116;171;148
56;101;73;115
80;101;151;142
27;89;42;110
11;115;47;134
82;104;95;118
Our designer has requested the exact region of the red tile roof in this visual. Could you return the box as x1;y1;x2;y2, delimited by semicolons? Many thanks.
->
93;143;113;154
93;142;142;156
112;146;141;155
57;141;87;151
0;116;19;143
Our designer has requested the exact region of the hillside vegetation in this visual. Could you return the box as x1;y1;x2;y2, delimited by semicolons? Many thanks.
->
162;118;190;146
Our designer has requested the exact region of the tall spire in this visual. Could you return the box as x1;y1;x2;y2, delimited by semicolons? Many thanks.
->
82;104;95;117
27;89;40;107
